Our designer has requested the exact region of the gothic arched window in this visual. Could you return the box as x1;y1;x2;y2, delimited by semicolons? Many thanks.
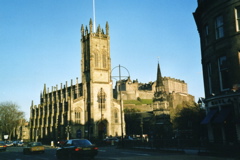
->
75;107;81;124
95;53;99;68
114;111;118;123
97;88;106;109
102;53;107;68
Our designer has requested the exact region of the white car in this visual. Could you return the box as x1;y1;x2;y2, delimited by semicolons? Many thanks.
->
17;142;24;147
6;141;13;147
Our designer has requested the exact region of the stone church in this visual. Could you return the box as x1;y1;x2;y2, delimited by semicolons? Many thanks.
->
29;19;125;143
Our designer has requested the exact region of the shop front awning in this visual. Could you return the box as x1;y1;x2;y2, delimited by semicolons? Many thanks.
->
201;109;218;125
213;108;231;124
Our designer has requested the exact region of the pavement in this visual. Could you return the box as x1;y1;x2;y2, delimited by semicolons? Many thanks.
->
125;155;238;160
131;146;240;160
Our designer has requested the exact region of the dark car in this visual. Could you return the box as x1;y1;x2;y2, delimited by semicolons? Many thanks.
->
23;142;45;154
103;137;119;145
0;141;7;151
56;139;98;160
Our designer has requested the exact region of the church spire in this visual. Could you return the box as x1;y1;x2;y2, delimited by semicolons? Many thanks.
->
154;61;167;103
156;62;164;88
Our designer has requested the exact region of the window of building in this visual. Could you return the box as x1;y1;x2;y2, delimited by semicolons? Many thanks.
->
235;6;240;32
207;63;212;94
238;52;240;66
98;88;106;109
45;128;48;135
102;53;107;68
95;53;99;68
75;107;81;124
215;15;224;39
204;24;209;45
218;56;229;91
75;112;81;124
114;111;118;123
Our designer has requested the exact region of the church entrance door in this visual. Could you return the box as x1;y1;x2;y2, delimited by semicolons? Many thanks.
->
98;121;106;140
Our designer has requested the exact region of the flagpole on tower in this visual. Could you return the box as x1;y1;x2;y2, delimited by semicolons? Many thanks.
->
93;0;96;32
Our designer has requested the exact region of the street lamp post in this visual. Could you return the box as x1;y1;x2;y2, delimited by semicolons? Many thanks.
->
119;91;124;141
112;64;130;145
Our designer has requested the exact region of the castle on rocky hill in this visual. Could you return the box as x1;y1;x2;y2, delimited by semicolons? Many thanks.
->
114;63;195;113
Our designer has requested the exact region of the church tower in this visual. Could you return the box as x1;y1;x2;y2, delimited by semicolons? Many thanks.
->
81;19;124;139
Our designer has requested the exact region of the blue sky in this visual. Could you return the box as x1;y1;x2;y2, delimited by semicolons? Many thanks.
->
0;0;203;119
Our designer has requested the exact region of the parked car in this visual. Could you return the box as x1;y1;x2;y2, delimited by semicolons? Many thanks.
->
56;139;98;160
13;141;19;146
103;137;119;145
124;136;134;141
23;142;44;154
6;141;13;147
17;142;24;147
0;141;7;151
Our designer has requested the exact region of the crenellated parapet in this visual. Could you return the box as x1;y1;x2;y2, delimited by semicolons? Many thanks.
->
162;77;185;84
114;75;190;101
138;82;154;90
81;19;109;40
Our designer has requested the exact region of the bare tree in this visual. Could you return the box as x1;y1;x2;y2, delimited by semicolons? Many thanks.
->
0;101;25;140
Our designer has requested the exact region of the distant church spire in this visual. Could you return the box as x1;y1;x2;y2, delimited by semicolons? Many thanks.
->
156;62;164;89
154;61;167;102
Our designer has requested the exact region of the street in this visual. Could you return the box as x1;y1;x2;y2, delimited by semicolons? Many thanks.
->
0;145;236;160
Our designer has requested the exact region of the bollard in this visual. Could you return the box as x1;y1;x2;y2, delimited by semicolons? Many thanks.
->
111;140;114;146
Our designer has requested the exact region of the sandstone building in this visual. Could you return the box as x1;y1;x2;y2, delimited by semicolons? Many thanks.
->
194;0;240;143
14;120;29;142
29;20;125;143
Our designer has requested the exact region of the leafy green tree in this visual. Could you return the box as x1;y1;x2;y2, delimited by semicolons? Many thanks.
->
170;101;205;140
0;101;25;140
124;108;141;135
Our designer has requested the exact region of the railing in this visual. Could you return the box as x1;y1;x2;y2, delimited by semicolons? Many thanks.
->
116;138;240;157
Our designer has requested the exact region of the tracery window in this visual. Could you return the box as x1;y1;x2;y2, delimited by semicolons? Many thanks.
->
75;107;81;124
114;111;118;123
97;88;106;109
95;53;99;68
102;53;107;68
